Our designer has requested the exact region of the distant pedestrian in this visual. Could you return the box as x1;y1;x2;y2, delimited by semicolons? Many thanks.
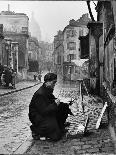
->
34;75;37;80
28;72;73;141
38;74;42;82
3;66;12;88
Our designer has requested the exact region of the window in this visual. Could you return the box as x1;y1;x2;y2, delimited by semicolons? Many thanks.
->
22;27;28;34
57;55;61;65
67;42;76;50
79;28;83;36
67;54;75;61
66;29;76;38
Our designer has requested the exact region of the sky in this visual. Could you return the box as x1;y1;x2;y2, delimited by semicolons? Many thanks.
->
0;1;97;43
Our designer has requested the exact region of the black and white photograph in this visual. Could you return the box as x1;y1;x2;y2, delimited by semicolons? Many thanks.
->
0;0;116;154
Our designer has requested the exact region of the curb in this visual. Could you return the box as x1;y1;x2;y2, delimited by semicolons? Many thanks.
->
0;81;41;154
0;81;42;97
13;135;34;154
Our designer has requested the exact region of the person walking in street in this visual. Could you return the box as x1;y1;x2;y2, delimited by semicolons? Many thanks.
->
28;72;73;141
38;74;42;82
34;74;37;80
3;66;12;88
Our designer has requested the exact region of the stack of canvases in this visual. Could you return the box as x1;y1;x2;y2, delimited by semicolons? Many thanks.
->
58;89;108;135
58;87;80;99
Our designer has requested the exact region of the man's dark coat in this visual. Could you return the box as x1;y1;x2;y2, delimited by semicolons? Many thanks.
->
29;83;73;140
29;83;63;139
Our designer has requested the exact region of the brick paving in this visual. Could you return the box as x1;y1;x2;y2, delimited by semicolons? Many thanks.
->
0;80;114;154
24;128;114;154
0;80;42;154
15;81;115;154
55;83;108;133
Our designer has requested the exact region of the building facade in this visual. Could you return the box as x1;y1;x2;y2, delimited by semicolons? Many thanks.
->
44;42;54;72
0;24;4;64
28;36;41;73
53;30;64;82
0;10;29;79
94;0;116;145
87;22;103;95
62;14;91;81
95;1;114;93
29;12;41;42
38;41;54;73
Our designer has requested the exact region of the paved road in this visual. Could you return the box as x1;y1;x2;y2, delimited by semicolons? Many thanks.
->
25;128;114;155
0;82;42;154
15;81;114;154
0;80;114;154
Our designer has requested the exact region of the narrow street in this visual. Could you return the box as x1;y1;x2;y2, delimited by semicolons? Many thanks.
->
25;81;114;155
0;0;116;154
0;81;115;154
0;84;41;153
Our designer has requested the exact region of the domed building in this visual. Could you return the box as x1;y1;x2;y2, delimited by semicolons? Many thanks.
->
29;12;41;41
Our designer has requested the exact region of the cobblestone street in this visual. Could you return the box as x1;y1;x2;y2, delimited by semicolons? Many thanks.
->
0;81;42;154
0;0;116;154
0;80;115;154
25;128;114;155
25;83;114;154
16;81;114;154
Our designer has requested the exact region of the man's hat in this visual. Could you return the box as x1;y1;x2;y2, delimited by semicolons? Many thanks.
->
44;73;57;82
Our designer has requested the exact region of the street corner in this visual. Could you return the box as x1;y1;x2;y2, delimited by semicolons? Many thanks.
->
13;136;34;154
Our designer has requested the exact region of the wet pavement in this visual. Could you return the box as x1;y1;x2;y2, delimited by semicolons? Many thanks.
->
16;81;114;154
0;80;40;96
0;80;42;154
0;80;115;154
24;128;114;155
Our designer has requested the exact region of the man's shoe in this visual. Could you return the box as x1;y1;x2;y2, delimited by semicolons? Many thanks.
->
32;132;47;140
40;137;46;141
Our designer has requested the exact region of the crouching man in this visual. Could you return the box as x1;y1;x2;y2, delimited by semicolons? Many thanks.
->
28;73;73;141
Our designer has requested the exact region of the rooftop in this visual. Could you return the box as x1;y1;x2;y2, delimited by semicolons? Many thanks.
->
63;13;91;33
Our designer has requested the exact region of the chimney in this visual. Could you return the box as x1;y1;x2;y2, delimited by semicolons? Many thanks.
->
82;13;89;19
69;19;75;25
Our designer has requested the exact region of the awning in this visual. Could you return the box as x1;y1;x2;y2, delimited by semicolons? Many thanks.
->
71;59;89;67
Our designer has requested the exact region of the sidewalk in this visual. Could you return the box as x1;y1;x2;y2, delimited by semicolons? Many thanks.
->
0;80;115;154
14;128;115;154
0;80;42;154
13;83;115;155
0;80;41;97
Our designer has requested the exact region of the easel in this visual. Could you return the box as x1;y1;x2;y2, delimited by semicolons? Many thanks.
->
78;79;90;134
57;77;90;134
